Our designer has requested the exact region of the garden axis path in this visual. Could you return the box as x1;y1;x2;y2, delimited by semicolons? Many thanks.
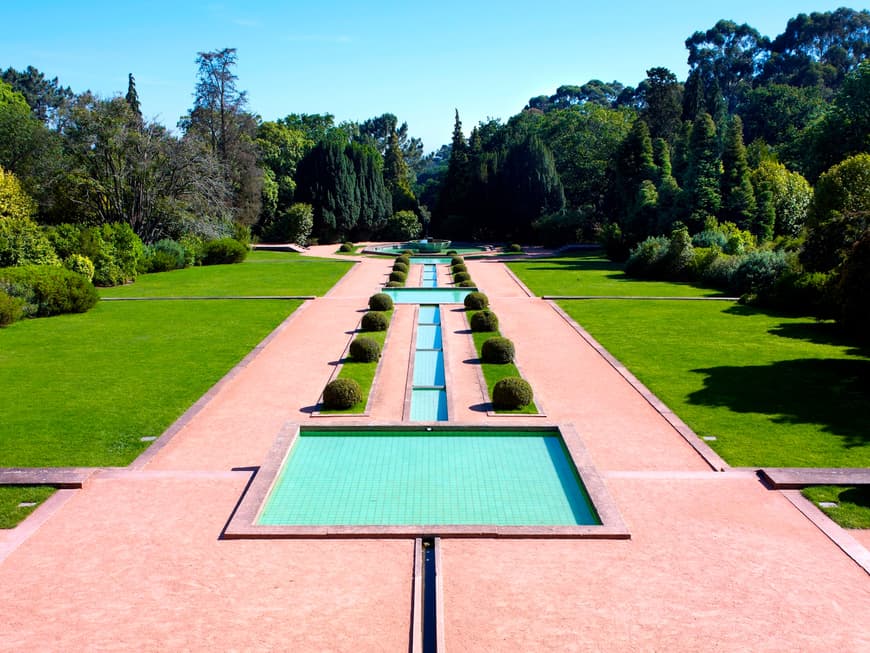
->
0;253;867;651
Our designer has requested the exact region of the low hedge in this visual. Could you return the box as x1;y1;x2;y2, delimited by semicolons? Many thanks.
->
349;336;381;362
0;265;99;317
200;238;248;265
464;291;488;310
0;291;25;326
368;293;394;311
481;336;515;364
322;378;363;409
492;377;533;409
470;310;499;332
361;310;389;331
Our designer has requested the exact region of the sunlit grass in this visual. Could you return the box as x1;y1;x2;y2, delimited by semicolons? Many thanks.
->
0;486;56;529
802;486;870;529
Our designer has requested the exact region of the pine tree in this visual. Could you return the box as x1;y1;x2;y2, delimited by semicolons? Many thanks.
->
686;112;721;228
614;120;658;238
653;138;682;233
125;73;142;126
383;129;416;212
436;110;472;232
720;115;757;232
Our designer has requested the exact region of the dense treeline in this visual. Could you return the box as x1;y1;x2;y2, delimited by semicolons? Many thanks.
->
1;8;869;335
427;8;869;337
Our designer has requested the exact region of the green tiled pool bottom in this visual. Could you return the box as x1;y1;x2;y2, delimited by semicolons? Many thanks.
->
256;430;600;526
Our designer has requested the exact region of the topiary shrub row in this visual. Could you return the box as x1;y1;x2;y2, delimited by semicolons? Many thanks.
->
453;271;471;283
458;280;476;287
470;310;499;332
492;377;533;409
385;280;404;287
369;292;394;311
349;336;381;362
481;336;515;364
0;265;99;317
322;378;363;409
451;263;467;274
393;260;409;273
464;291;488;310
361;310;389;331
451;255;464;266
389;270;407;283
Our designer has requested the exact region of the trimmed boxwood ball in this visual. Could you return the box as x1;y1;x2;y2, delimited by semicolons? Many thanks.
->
389;270;407;283
361;310;389;331
470;310;499;332
451;256;464;266
492;377;533;409
368;292;394;311
392;260;409;273
507;243;522;253
339;242;354;252
401;249;414;256
349;336;381;362
451;263;467;273
481;336;515;364
322;378;363;409
453;271;471;283
458;280;476;287
464;291;488;310
385;280;404;287
446;250;458;255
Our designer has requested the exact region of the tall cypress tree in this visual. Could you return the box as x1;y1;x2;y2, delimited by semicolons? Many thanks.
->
125;73;142;125
383;129;416;212
437;110;471;223
614;119;658;238
720;115;757;231
686;112;721;228
653;138;682;233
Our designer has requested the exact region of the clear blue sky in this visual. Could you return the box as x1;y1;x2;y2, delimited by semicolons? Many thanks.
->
0;1;858;152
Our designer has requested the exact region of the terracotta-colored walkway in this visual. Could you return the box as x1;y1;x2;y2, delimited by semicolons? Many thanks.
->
0;252;868;651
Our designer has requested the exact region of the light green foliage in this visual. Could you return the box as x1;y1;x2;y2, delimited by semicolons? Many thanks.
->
383;210;422;240
0;216;59;267
750;161;812;238
0;166;36;221
63;254;95;281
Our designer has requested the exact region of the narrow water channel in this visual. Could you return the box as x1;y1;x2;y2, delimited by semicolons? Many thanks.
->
409;304;448;421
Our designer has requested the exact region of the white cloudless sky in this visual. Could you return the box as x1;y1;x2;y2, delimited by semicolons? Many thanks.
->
0;1;858;151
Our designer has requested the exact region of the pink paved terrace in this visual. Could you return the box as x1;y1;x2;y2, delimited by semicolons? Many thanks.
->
0;248;868;651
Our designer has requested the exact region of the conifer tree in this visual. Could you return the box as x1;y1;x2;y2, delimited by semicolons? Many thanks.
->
125;73;141;125
614;119;658;238
720;115;757;232
686;112;721;228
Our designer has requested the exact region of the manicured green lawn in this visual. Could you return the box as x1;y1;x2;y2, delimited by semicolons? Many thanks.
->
0;300;300;466
556;300;870;467
0;486;56;528
509;250;724;297
471;330;538;414
324;320;390;414
802;486;870;529
101;250;352;298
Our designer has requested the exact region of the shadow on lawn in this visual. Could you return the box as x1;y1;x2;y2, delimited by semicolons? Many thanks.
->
688;358;870;448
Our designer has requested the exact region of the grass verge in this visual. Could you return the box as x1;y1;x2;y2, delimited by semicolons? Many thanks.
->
509;250;723;297
555;300;870;467
321;313;392;414
471;330;538;414
101;250;352;297
0;300;300;466
0;486;56;529
802;486;870;529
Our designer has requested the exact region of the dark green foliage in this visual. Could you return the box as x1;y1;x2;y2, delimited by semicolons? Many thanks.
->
464;291;488;310
614;119;657;234
392;260;409;273
200;238;248;265
450;263;467;273
360;310;389;331
453;271;471;283
0;290;24;326
322;378;363;409
446;250;458;255
339;242;354;252
143;239;186;273
492;377;534;409
401;249;414;256
450;256;464;266
368;292;393;311
349;336;381;362
457;280;476;287
385;280;404;287
686;113;721;227
720;116;757;232
641;67;683;141
598;223;630;261
388;270;407;283
470;309;499;332
837;231;870;338
625;236;670;277
0;265;98;316
732;249;790;298
481;336;515;364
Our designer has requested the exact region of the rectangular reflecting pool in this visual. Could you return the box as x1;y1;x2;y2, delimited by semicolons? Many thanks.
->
224;425;630;538
383;287;474;304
